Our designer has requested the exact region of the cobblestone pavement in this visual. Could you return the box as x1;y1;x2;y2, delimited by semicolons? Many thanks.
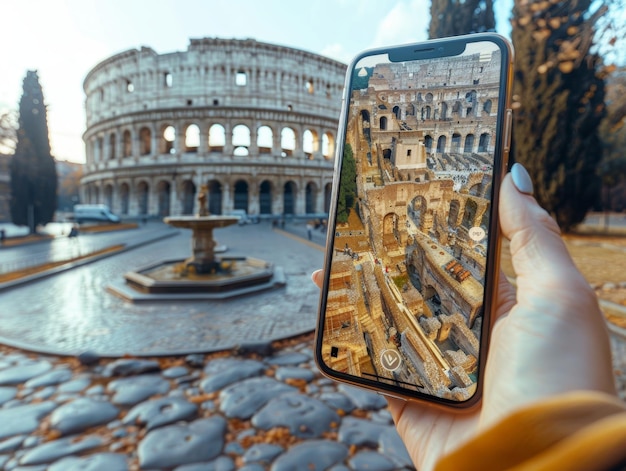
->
0;334;416;471
0;222;324;356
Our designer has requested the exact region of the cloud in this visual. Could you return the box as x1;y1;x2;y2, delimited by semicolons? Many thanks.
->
371;0;430;48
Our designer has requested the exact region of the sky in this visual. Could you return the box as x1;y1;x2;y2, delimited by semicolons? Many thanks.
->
0;0;512;164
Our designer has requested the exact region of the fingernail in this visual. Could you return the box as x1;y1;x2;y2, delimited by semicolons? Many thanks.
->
511;163;534;195
311;269;322;284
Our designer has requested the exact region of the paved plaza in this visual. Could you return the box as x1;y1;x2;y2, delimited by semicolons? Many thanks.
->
0;221;325;356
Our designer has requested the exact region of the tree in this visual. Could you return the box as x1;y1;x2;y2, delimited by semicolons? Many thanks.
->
0;110;16;153
337;144;357;224
511;0;607;232
429;0;495;39
9;70;57;233
597;66;626;218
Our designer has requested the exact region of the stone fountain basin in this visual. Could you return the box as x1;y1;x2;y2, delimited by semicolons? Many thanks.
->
163;215;240;229
123;257;274;294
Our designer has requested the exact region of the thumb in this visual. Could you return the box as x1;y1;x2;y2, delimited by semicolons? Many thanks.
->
499;163;580;282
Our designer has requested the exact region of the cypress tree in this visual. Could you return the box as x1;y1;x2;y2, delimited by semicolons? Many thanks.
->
429;0;496;39
511;1;606;232
9;70;57;233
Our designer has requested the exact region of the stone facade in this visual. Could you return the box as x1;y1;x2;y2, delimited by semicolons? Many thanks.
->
81;38;347;218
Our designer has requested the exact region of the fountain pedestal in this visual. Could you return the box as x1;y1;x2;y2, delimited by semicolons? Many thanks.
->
107;185;285;303
163;215;239;274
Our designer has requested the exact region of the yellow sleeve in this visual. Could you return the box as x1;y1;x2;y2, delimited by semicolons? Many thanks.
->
435;391;626;471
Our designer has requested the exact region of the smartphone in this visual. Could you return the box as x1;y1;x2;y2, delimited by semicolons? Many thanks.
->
315;33;513;408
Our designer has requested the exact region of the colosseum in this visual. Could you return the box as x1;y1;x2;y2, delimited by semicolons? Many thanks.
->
81;38;347;219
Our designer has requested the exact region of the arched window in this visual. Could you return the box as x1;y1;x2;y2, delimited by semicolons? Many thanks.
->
233;180;249;212
259;180;272;214
283;181;297;214
437;135;447;153
161;125;175;154
137;181;149;215
123;130;132;157
109;133;116;160
208;124;226;152
440;102;448;120
322;132;334;160
464;134;475;153
207;180;222;215
424;135;433;152
257;125;273;154
483;99;493;115
185;124;200;152
281;127;296;157
139;127;151;155
306;182;317;214
303;129;318;159
451;133;461;153
379;116;387;130
478;133;491;152
232;124;250;156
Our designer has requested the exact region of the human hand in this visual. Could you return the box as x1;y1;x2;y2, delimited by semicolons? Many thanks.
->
311;163;616;471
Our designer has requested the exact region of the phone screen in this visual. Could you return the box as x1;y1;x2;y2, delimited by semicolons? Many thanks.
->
317;36;511;405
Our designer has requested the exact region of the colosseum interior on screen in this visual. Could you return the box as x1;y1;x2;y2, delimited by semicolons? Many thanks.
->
81;38;347;218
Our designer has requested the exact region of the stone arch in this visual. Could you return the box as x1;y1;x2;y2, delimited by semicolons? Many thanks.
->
410;195;428;227
104;184;114;209
281;127;296;157
119;183;130;214
123;130;132;157
392;106;400;120
182;180;196;215
421;106;431;120
324;182;332;213
139;127;152;155
406;103;415;116
157;180;171;216
483;99;492;115
478;133;490;152
257;125;273;154
464;134;475;153
232;124;251;156
109;133;116;160
448;199;461;228
207;180;222;215
440;102;448;120
137;181;149;215
208;123;226;152
160;125;176;154
303;129;319;159
425;92;433;102
462;199;478;229
283;180;297;214
424;135;433;152
436;135;446;153
259;180;273;214
305;181;317;214
382;212;400;244
322;132;334;160
451;133;461;153
379;116;387;130
184;124;200;152
233;179;249;212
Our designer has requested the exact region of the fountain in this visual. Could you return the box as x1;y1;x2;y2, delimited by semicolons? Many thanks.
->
108;185;284;302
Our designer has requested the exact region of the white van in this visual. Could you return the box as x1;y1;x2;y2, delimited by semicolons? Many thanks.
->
73;204;121;224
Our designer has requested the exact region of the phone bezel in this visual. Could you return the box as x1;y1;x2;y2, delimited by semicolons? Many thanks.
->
315;33;514;408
